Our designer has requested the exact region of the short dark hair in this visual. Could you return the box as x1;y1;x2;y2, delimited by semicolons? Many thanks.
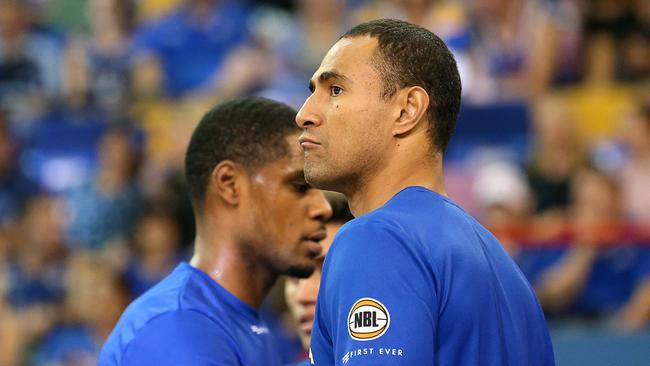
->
324;191;354;223
342;19;462;153
184;96;299;210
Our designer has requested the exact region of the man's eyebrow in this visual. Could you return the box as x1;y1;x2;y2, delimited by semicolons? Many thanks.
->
309;70;351;92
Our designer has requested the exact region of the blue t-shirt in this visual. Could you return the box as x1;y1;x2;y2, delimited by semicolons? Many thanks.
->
131;0;250;96
99;262;281;366
310;187;554;365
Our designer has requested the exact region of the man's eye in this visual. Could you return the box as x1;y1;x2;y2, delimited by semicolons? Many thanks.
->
330;86;343;96
294;183;310;193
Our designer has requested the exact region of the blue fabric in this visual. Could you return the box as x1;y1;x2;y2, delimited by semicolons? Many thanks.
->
0;167;40;224
99;262;282;366
517;245;650;314
123;256;182;297
310;186;554;365
131;1;251;96
31;325;98;365
6;261;64;307
287;360;310;366
86;43;132;112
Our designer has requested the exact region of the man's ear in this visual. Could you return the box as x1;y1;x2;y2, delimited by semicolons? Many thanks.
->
208;160;246;206
392;86;430;136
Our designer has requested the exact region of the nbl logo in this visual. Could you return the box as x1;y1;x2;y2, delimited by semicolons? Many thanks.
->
347;298;390;341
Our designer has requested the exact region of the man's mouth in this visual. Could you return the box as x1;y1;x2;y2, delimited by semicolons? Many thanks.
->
303;229;327;257
299;135;321;149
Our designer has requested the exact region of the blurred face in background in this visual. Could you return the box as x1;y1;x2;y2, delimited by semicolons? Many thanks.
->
0;1;29;40
285;220;342;350
88;0;130;35
297;0;342;19
621;108;650;155
99;130;137;179
532;97;577;151
65;256;130;337
19;196;65;264
570;168;620;244
572;169;619;220
135;213;179;261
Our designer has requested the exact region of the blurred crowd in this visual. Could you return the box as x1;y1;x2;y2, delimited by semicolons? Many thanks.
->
0;0;649;364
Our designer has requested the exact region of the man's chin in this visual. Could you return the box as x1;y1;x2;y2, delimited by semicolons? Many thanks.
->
305;169;339;192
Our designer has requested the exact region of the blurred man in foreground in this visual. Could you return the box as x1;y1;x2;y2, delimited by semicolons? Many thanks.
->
99;96;332;365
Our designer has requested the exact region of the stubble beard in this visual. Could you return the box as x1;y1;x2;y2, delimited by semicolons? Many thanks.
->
304;157;356;195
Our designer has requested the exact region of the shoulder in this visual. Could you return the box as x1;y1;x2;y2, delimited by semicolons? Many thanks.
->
100;265;222;360
333;187;477;252
118;310;235;365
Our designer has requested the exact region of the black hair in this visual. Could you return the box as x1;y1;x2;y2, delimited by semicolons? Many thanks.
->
342;19;462;153
184;96;299;210
324;191;354;223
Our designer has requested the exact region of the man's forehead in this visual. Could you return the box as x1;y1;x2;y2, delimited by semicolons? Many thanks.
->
256;154;304;182
312;36;378;80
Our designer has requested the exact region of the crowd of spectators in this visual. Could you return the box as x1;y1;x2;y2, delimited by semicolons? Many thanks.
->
0;0;649;364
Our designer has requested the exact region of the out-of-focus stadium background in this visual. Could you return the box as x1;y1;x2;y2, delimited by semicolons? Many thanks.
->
0;0;648;364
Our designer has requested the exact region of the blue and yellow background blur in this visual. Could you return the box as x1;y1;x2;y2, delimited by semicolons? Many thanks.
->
0;0;649;364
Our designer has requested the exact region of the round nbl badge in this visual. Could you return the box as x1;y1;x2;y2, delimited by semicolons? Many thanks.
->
347;298;390;341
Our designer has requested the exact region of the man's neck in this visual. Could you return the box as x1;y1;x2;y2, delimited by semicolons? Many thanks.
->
346;152;446;217
190;233;275;309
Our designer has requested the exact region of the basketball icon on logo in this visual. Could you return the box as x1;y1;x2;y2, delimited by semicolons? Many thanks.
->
347;298;390;341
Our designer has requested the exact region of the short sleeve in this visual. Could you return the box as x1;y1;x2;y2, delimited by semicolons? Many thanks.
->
121;310;240;366
311;220;438;365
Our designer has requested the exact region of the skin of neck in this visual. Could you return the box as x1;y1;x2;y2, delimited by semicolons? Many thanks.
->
189;208;275;309
345;128;447;217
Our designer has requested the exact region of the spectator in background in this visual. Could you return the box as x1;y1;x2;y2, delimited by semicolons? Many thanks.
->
472;160;533;255
63;127;143;257
285;192;352;364
583;0;650;82
31;255;131;366
463;0;557;102
0;298;24;366
6;195;66;309
0;110;40;226
256;0;350;107
130;0;257;98
562;0;648;147
1;195;67;362
124;207;183;296
518;166;650;329
353;0;473;95
526;95;584;214
0;0;64;121
619;102;650;229
564;33;635;146
625;0;650;80
63;0;135;117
